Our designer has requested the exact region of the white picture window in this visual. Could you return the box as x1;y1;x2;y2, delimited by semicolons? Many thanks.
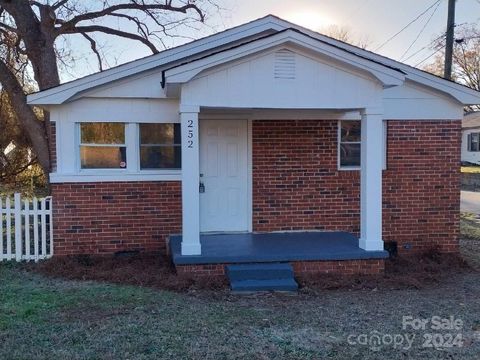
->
79;122;126;169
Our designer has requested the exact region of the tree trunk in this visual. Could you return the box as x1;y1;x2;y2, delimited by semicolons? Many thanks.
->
0;61;51;174
0;0;64;177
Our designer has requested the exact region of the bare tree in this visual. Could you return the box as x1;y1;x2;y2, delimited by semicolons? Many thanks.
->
0;0;213;178
322;24;371;49
423;25;480;91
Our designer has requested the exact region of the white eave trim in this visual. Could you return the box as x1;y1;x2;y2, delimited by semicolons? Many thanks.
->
27;18;283;106
26;15;480;106
268;17;480;105
165;29;405;88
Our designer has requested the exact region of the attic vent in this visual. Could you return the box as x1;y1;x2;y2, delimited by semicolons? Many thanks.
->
274;49;296;80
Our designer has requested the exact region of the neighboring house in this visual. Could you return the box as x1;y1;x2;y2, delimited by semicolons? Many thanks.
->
462;112;480;165
27;15;480;278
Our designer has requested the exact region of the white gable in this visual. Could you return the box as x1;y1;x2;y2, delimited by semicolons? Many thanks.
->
181;46;383;109
27;15;480;106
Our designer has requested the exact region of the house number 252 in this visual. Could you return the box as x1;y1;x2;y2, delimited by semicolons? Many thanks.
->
187;119;194;148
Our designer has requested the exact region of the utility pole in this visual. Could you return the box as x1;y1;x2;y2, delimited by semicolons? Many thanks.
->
444;0;456;80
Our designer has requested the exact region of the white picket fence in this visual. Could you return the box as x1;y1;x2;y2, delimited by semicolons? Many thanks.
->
0;193;53;262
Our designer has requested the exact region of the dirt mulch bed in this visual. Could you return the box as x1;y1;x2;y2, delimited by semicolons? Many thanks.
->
27;248;473;293
27;253;228;292
298;249;472;291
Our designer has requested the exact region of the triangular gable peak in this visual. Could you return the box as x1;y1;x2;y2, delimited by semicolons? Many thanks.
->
26;14;480;106
164;29;405;109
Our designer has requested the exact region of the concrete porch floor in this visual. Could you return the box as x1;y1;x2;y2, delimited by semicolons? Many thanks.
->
169;231;389;265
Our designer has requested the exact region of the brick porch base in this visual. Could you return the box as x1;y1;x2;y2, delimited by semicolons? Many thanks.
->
175;259;385;277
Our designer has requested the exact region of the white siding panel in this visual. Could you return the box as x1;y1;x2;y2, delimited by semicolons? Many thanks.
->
383;81;463;120
182;49;384;109
58;98;180;123
81;70;166;99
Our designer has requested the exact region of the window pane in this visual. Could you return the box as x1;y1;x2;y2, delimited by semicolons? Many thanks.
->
80;146;126;169
472;133;479;152
140;146;181;169
341;121;361;142
340;143;361;167
80;123;125;144
140;123;180;145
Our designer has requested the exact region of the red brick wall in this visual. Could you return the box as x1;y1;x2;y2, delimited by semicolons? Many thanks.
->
383;120;461;253
252;119;460;253
51;182;181;255
175;259;385;277
252;120;360;233
51;119;460;256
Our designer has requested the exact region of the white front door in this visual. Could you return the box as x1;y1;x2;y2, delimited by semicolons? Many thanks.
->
199;119;249;232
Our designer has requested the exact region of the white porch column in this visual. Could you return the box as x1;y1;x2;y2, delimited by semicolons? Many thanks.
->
359;107;384;251
180;105;201;255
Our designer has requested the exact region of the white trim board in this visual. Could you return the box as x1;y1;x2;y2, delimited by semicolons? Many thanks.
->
165;30;405;88
27;15;480;106
50;173;181;183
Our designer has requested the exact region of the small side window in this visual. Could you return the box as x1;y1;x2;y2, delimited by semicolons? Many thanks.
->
469;133;480;152
339;120;361;168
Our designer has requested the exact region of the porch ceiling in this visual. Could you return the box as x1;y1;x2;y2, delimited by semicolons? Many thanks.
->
169;231;388;265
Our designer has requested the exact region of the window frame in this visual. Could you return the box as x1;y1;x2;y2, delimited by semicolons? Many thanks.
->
468;132;480;152
138;123;182;170
338;120;361;170
75;121;182;176
337;120;387;171
78;122;128;171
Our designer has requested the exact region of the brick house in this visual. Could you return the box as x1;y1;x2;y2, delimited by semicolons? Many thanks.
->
27;16;480;279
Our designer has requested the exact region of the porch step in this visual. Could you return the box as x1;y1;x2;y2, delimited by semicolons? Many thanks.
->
227;263;294;281
230;278;298;292
226;263;298;292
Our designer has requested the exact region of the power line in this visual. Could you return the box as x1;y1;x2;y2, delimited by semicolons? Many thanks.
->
400;0;441;61
402;32;445;63
375;0;441;52
414;45;444;67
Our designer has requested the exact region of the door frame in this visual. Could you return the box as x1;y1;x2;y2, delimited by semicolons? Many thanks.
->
199;118;253;233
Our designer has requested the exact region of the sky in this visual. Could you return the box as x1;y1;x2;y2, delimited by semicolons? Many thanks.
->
60;0;480;82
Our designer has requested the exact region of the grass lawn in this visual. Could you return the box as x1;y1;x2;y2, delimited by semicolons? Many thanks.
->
1;231;480;358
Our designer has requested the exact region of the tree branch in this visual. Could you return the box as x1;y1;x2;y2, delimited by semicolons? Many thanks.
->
0;21;18;33
70;25;159;53
51;0;70;10
0;155;38;181
57;2;204;30
106;12;150;41
79;32;103;71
